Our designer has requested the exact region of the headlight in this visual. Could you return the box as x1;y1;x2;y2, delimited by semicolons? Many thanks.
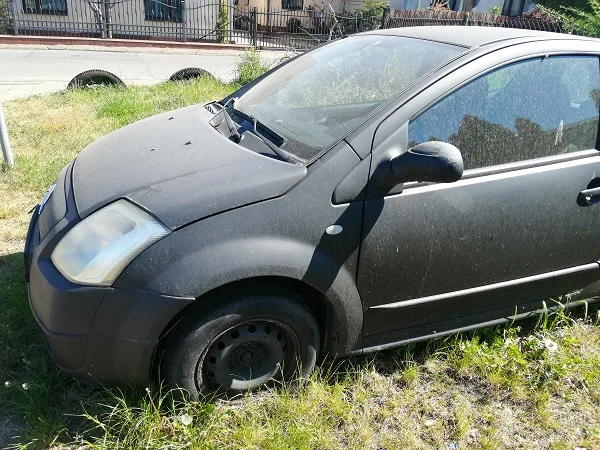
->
51;199;169;286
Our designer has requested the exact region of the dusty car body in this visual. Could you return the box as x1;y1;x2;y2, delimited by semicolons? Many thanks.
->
26;26;600;396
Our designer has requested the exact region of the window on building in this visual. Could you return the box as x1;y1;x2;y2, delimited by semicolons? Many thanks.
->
22;0;67;15
471;0;501;14
392;0;430;9
464;0;534;15
408;56;600;170
282;0;303;10
504;0;534;15
145;0;183;22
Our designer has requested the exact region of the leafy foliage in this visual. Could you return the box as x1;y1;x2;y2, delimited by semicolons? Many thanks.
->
536;0;591;12
334;1;385;36
538;0;600;37
359;0;387;17
216;0;228;43
0;0;11;34
489;4;502;15
233;48;272;85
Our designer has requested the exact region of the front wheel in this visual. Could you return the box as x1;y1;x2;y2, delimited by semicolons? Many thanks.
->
160;293;319;398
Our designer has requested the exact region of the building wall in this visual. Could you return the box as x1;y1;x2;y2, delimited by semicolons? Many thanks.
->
12;0;222;39
234;0;326;29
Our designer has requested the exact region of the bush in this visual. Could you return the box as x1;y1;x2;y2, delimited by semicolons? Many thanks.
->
233;48;272;86
536;0;591;12
489;4;502;15
539;0;600;37
215;0;228;43
336;0;385;36
360;0;387;17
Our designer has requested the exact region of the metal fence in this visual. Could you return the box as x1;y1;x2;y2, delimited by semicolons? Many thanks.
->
4;0;385;48
383;8;565;33
2;0;569;49
245;8;385;49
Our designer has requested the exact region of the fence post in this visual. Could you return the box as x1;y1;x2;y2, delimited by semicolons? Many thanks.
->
266;0;270;34
357;10;363;32
99;0;107;38
0;102;14;169
104;0;112;38
98;0;106;38
251;6;257;47
463;12;469;26
381;6;389;29
10;0;18;36
181;0;187;42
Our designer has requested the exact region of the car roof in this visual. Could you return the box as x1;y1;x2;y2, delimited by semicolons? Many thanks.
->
362;26;593;48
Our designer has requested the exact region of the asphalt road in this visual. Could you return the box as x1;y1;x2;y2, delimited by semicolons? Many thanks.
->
0;45;285;101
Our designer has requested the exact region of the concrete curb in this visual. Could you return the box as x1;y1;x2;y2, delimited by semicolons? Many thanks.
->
0;35;257;52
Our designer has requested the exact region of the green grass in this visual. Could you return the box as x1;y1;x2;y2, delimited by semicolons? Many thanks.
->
1;78;600;449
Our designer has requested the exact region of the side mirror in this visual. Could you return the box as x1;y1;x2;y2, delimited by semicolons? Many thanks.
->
391;141;464;183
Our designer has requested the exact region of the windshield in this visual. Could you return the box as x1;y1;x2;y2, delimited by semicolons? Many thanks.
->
234;35;464;163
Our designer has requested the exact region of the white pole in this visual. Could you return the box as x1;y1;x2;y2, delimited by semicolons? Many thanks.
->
0;102;14;168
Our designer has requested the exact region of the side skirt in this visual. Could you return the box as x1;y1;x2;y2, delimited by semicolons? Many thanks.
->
351;296;599;355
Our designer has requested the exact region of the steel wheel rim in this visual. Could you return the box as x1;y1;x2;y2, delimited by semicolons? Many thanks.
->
198;320;296;393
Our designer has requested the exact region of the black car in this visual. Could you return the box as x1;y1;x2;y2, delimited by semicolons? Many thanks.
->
25;26;600;397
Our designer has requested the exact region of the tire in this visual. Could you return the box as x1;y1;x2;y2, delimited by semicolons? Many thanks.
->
160;292;319;399
169;67;215;82
67;70;125;89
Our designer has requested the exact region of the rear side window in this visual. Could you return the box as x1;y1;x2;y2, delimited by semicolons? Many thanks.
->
408;56;600;170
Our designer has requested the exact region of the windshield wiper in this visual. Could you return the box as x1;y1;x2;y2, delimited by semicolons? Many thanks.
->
247;116;293;163
218;100;296;164
209;98;241;142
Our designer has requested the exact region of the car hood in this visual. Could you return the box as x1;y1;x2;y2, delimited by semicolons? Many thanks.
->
72;104;307;229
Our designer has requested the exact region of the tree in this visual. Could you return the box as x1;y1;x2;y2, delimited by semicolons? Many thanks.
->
216;0;228;43
361;0;387;16
536;0;590;12
539;0;600;37
0;1;10;35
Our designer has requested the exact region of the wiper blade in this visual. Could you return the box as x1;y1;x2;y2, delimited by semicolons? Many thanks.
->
219;101;297;164
209;98;241;142
248;116;293;163
223;108;241;142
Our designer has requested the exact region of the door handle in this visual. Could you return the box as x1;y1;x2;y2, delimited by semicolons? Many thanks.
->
579;187;600;206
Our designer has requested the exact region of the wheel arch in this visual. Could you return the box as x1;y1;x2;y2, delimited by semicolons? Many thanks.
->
158;274;361;357
119;231;366;357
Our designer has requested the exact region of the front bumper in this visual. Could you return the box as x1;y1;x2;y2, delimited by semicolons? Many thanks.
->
25;163;194;386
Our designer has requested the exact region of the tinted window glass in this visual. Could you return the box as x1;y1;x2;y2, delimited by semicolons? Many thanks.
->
408;56;600;170
235;35;463;163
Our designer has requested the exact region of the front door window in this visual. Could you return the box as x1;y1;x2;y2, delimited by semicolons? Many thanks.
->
408;56;600;171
